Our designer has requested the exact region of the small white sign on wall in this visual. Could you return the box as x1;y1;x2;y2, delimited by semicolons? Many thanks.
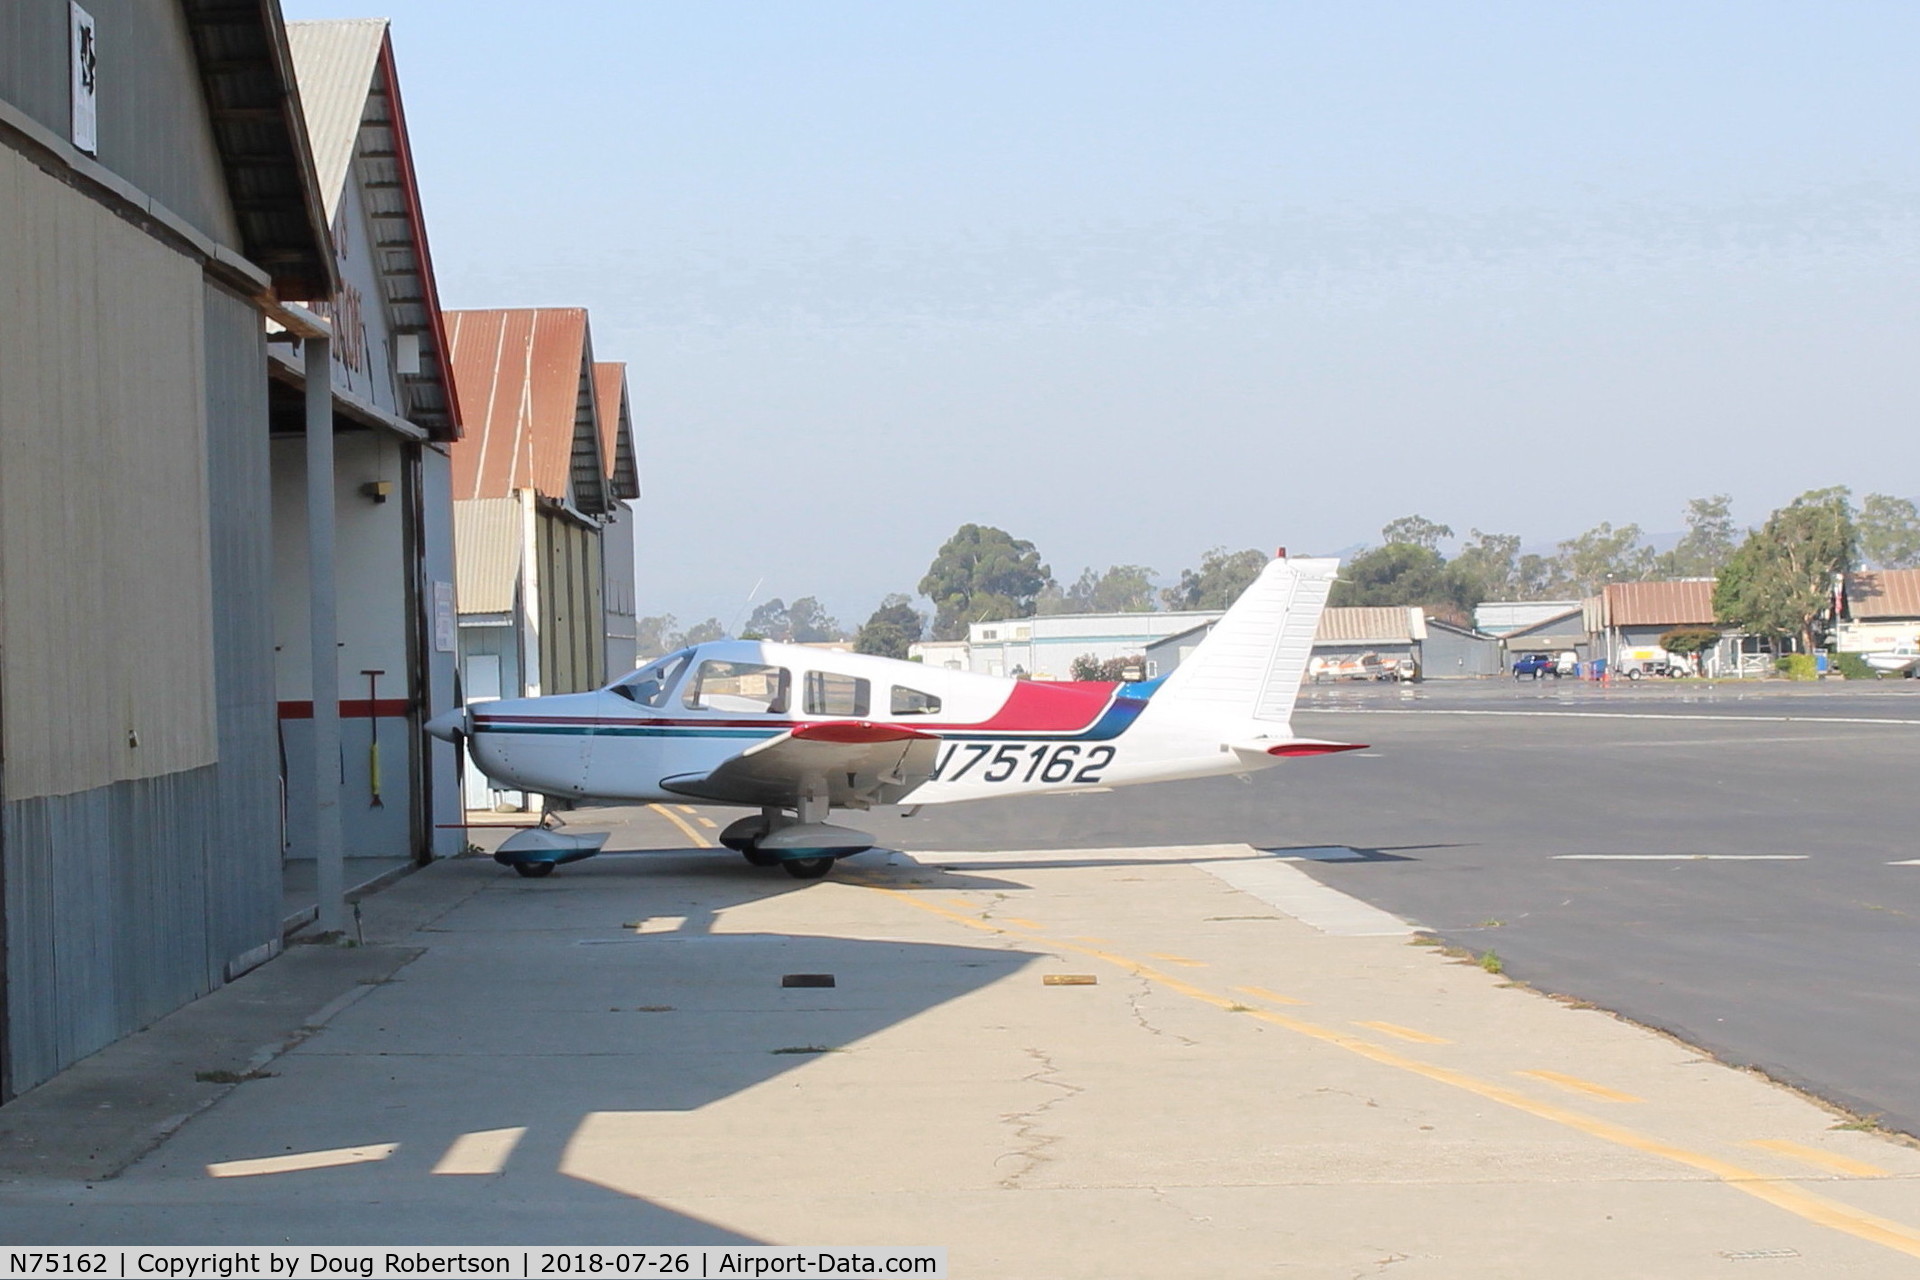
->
70;2;98;156
433;581;457;653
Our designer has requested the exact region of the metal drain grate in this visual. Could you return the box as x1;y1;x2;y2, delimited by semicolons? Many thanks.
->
1718;1249;1801;1261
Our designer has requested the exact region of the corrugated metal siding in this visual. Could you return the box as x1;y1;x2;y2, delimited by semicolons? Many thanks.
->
0;0;242;249
4;769;223;1089
454;498;523;615
537;512;606;695
0;143;217;800
200;282;283;972
1847;569;1920;620
0;279;280;1098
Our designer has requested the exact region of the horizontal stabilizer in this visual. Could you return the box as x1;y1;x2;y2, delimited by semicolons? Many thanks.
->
1228;739;1368;763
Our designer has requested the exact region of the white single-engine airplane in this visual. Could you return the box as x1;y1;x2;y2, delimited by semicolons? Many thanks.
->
427;555;1362;880
1863;644;1920;677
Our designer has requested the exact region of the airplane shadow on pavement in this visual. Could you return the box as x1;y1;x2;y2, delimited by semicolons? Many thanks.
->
83;846;1040;1246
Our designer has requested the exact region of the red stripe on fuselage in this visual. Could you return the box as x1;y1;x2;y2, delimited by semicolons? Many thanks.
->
473;680;1122;736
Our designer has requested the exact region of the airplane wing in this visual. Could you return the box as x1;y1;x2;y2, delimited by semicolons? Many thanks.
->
660;722;942;810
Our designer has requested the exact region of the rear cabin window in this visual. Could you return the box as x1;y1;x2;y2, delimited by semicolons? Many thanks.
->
804;671;870;717
611;651;690;707
683;660;790;714
891;686;942;715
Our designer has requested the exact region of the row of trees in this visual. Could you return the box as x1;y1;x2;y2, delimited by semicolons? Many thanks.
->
636;491;1919;661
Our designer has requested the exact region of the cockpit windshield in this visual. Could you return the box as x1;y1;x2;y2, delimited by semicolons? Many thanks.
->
611;650;692;707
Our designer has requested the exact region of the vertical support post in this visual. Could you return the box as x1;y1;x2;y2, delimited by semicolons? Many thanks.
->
305;335;344;935
519;487;542;698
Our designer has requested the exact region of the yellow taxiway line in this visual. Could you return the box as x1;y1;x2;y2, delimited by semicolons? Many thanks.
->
648;803;713;848
849;877;1920;1262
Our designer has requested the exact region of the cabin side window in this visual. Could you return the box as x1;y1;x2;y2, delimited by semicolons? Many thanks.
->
803;671;870;717
683;660;790;714
890;686;942;715
611;650;691;707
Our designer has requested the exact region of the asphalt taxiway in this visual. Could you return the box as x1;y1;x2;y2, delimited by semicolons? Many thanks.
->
861;678;1920;1136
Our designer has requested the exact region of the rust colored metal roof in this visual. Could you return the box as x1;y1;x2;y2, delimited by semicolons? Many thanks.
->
1847;569;1920;619
446;309;607;510
593;362;641;502
1603;579;1717;627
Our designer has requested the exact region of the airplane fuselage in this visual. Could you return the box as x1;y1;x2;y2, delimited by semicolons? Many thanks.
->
461;640;1259;809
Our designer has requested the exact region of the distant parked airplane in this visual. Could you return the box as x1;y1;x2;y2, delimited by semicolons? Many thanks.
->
1863;644;1920;677
428;555;1362;880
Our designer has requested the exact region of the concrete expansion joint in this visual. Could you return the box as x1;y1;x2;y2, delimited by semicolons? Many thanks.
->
994;1046;1084;1189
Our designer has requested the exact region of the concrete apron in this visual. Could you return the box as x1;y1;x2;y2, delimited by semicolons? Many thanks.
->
4;822;1920;1277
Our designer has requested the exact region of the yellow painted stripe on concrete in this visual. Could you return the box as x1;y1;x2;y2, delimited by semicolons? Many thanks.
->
208;1143;397;1178
677;805;698;813
854;883;1920;1262
1003;917;1045;930
696;816;718;829
649;803;712;848
1234;985;1308;1007
432;1126;526;1175
1357;1020;1451;1045
1150;952;1207;967
1747;1139;1892;1179
1517;1069;1642;1103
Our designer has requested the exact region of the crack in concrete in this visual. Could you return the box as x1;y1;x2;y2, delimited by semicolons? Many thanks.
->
1127;977;1199;1046
995;1047;1084;1189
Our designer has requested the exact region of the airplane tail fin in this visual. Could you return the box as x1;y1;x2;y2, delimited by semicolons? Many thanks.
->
1149;556;1338;729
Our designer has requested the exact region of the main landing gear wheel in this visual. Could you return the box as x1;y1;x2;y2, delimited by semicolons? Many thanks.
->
741;846;781;867
781;857;835;880
513;861;555;878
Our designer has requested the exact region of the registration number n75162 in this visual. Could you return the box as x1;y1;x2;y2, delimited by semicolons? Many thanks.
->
929;742;1114;785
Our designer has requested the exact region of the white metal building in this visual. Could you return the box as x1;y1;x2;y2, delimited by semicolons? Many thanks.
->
275;20;465;890
966;611;1224;680
1474;600;1585;636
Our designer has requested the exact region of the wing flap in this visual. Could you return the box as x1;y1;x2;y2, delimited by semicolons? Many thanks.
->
663;723;941;809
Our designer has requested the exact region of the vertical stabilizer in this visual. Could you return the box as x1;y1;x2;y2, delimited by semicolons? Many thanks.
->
1152;556;1337;727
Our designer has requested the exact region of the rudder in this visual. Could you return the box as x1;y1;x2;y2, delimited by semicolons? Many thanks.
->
1152;556;1338;727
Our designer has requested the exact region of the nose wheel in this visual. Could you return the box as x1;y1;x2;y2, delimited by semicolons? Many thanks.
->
781;857;835;880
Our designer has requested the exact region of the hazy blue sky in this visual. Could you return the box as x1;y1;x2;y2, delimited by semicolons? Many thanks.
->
286;0;1920;631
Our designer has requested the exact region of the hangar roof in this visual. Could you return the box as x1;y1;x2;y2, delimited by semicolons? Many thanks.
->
593;362;642;502
181;0;335;299
1603;579;1717;627
1846;569;1920;620
286;19;460;440
446;308;610;515
1317;606;1426;644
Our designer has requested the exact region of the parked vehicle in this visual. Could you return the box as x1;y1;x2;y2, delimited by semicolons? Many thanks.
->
1310;652;1418;683
1512;653;1558;679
